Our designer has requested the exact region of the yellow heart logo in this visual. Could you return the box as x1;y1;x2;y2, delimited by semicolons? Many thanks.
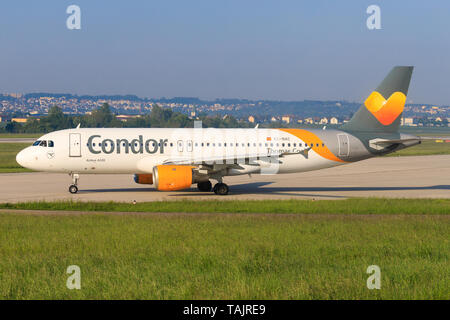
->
364;91;406;125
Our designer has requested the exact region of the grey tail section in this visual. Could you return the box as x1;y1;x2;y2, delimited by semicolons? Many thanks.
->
341;66;414;133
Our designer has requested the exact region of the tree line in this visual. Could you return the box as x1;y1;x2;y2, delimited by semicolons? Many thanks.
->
1;103;254;133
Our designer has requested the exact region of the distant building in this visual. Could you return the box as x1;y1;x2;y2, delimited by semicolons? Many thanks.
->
248;116;255;123
6;93;22;99
271;116;278;122
401;117;414;126
11;118;28;123
330;117;339;125
304;118;313;124
319;117;328;124
281;116;291;124
116;115;140;122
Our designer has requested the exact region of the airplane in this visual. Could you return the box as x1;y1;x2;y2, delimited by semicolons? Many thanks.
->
16;66;427;195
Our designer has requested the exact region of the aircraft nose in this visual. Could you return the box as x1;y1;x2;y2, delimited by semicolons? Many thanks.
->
16;148;30;168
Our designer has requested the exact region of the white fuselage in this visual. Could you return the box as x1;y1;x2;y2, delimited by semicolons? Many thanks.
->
16;128;350;176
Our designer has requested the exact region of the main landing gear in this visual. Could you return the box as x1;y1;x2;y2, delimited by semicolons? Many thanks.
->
197;181;212;192
197;180;229;195
213;183;229;195
69;173;79;194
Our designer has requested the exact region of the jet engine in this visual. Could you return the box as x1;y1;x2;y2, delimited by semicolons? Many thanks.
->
153;165;193;191
134;174;153;184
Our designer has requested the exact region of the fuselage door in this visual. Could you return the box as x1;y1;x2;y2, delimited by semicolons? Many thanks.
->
337;134;349;157
69;133;82;157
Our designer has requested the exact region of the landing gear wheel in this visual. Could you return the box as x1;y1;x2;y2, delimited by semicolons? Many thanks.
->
197;181;212;192
213;183;229;195
69;173;80;194
69;185;78;194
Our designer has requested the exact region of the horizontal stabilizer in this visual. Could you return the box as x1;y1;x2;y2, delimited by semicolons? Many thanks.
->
369;137;421;150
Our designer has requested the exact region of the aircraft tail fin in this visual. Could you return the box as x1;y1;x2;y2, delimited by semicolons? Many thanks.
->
341;66;414;133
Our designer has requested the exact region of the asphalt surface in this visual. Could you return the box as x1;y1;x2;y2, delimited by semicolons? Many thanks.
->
0;155;449;202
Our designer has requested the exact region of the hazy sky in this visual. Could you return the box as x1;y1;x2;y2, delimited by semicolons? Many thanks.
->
0;1;449;104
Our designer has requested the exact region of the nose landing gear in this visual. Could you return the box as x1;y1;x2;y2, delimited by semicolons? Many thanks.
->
69;173;79;194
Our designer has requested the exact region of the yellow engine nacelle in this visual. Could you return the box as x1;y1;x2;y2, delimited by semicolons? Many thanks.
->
134;174;153;184
153;165;193;191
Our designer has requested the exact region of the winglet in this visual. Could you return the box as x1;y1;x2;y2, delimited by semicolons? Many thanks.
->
76;123;81;129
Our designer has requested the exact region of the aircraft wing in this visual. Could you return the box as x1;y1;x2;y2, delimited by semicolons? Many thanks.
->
160;149;312;173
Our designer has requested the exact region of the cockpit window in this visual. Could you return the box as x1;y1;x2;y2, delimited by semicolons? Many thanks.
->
32;140;54;147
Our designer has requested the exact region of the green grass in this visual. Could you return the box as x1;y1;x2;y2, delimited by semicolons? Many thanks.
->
0;143;32;173
387;139;450;157
0;133;40;138
399;127;450;135
1;198;450;215
0;212;447;299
